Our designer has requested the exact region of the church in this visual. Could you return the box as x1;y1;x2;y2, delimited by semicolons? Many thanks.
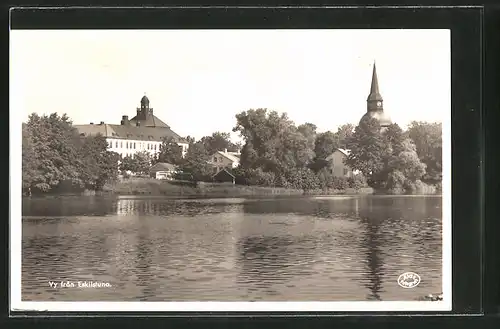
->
74;95;189;159
360;62;392;128
327;62;391;178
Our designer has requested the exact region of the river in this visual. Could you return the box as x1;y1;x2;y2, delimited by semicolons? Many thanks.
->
21;195;442;301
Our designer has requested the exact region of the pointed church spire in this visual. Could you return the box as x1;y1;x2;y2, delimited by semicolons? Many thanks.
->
367;62;383;102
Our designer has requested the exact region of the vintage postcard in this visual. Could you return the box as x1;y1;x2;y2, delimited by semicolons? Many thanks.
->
10;29;451;312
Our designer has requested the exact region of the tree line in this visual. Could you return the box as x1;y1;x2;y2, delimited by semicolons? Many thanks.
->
22;109;442;194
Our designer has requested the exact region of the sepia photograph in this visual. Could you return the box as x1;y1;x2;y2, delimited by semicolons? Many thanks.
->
10;29;451;312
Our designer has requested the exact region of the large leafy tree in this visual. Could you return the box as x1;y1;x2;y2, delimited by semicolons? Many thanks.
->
407;121;442;182
310;131;338;172
335;123;355;149
200;131;239;154
233;109;315;186
25;113;82;191
119;155;138;173
345;117;391;187
22;123;38;190
155;136;184;165
134;151;152;175
179;140;213;181
78;134;119;190
23;112;120;192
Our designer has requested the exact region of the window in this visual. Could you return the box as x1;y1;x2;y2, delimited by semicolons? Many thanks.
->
213;157;217;162
343;168;348;176
154;144;157;151
115;141;118;148
126;142;128;149
120;142;123;148
147;144;150;150
134;142;136;149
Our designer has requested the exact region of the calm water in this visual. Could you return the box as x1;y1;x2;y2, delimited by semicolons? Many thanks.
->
21;195;442;301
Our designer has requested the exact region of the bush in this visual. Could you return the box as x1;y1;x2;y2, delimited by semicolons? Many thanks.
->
331;177;349;190
405;179;437;194
347;174;367;190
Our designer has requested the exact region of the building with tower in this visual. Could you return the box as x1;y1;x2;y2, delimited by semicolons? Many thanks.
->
326;62;390;178
359;62;392;129
74;94;189;159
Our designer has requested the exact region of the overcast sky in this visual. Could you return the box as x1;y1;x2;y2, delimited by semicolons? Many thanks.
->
10;29;450;141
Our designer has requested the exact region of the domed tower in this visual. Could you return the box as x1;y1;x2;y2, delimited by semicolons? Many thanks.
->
360;62;392;128
141;94;150;109
136;93;153;120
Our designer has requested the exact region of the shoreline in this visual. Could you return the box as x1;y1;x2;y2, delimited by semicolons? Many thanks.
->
23;178;441;199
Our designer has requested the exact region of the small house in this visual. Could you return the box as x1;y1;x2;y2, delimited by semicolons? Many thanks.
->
149;162;177;180
209;149;240;174
325;148;355;178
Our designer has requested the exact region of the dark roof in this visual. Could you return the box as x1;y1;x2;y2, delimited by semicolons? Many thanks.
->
367;62;383;102
212;168;235;179
74;123;188;143
129;114;171;129
360;110;392;127
150;162;176;172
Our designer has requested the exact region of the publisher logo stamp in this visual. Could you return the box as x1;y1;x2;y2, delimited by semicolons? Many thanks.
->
397;272;421;289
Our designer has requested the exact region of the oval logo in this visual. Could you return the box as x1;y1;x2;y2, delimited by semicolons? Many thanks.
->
397;272;421;289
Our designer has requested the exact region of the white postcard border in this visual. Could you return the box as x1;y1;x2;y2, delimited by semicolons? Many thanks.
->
9;29;452;313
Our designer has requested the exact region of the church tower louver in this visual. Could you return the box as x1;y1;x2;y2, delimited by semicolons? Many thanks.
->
360;62;392;128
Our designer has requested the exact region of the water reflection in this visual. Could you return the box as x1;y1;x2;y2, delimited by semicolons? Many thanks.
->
22;195;443;301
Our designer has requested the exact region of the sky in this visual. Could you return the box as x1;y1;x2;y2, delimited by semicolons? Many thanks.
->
10;29;450;142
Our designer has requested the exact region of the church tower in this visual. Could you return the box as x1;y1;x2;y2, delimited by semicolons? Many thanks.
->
367;62;383;112
360;62;392;128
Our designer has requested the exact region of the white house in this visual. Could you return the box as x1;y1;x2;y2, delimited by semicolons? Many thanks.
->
74;95;189;159
208;149;240;174
325;148;356;178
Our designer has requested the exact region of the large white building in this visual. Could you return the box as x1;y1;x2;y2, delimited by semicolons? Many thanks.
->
74;95;189;159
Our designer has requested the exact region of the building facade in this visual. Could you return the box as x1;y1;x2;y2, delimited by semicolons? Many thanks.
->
208;149;240;174
326;149;354;178
74;95;189;159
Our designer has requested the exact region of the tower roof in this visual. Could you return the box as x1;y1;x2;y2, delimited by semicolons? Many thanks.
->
141;94;150;106
367;62;383;102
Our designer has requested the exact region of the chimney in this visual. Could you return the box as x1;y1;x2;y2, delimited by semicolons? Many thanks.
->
90;122;94;125
100;121;104;125
224;148;227;153
121;115;129;126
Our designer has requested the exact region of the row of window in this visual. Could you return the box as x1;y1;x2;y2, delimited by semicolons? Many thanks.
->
107;141;159;151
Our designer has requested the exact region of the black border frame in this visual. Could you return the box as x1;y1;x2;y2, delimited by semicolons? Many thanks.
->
4;4;492;327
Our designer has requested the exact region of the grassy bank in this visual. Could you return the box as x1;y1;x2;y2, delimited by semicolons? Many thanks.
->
102;178;374;198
